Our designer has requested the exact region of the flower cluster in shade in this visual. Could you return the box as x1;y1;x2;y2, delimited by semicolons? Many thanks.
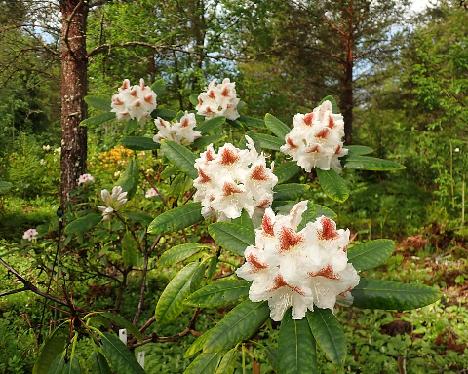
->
98;186;128;220
111;79;157;122
236;201;360;321
77;173;95;186
153;111;201;145
196;78;240;120
193;136;278;221
22;228;38;242
145;188;159;199
280;100;348;171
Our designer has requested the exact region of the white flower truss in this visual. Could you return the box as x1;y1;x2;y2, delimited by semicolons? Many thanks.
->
236;201;360;321
22;228;38;242
193;135;278;221
111;79;157;122
153;111;201;145
77;173;95;186
145;187;159;199
280;100;348;171
98;186;128;220
196;78;240;120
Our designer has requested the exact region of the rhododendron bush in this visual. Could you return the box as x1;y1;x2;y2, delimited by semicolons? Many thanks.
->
27;77;440;373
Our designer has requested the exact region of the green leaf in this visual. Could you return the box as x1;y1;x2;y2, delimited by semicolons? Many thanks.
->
247;132;284;151
347;240;395;271
81;112;115;127
121;136;159;151
85;95;110;111
88;353;111;374
238;115;265;129
203;300;270;353
307;309;346;365
122;231;138;267
160;140;197;179
264;113;290;138
159;243;210;267
155;262;202;324
208;222;253;256
150;78;166;97
115;158;139;199
64;213;101;236
297;202;336;230
185;330;215;357
316;169;349;203
0;180;13;194
319;95;339;113
97;313;143;340
215;348;238;374
231;209;254;232
273;183;308;201
62;357;81;374
185;279;250;308
274;161;300;184
154;108;177;120
193;134;223;149
344;156;405;171
346;145;373;157
351;279;441;310
197;116;226;133
32;325;68;374
100;333;145;374
277;309;318;374
148;203;203;235
184;353;222;374
189;94;199;106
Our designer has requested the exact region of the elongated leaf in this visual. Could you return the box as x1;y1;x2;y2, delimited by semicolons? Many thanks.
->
231;209;254;233
347;240;395;271
32;325;68;374
64;213;101;236
273;183;308;201
264;113;290;138
159;243;210;266
88;353;111;374
346;145;373;157
203;300;269;353
197;116;226;133
319;95;339;113
274;161;300;184
148;203;203;235
121;136;159;151
184;353;222;374
316;169;349;203
278;310;318;374
297;202;336;230
215;348;238;374
238;115;265;129
155;262;202;324
352;279;441;310
154;108;177;120
150;79;166;97
307;309;346;365
189;94;199;106
85;95;109;111
160;140;197;178
193;134;223;149
98;313;143;340
122;231;138;267
344;156;405;171
115;158;139;199
100;333;145;374
185;330;215;357
81;112;115;127
247;132;283;151
63;357;81;374
208;222;253;256
185;279;250;308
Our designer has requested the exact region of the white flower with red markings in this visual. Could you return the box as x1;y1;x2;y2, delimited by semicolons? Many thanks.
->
98;186;128;220
236;201;360;321
280;100;348;171
22;228;38;242
77;173;95;186
193;136;277;221
111;79;157;122
196;78;240;120
153;111;201;145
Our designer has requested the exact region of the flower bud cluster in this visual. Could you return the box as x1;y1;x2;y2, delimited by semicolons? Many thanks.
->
236;201;360;321
280;100;348;171
153;112;201;145
196;78;240;120
111;79;157;122
193;136;278;220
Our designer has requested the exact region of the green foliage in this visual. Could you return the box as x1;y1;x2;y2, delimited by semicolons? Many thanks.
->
185;279;250;308
159;243;210;266
160;141;197;179
264;113;290;138
100;333;145;374
32;325;68;374
121;136;159;151
115;158;139;199
208;222;254;256
148;203;203;236
316;169;349;203
347;240;395;271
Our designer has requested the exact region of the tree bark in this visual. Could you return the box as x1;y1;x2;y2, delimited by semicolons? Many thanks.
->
341;59;353;145
59;0;89;207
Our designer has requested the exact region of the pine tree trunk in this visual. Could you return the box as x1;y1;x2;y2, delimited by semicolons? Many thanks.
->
341;60;353;145
59;0;89;207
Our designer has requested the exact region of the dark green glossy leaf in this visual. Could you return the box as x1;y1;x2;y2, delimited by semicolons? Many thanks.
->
115;158;139;199
215;348;238;374
273;183;308;201
32;325;68;374
208;222;253;256
160;140;197;179
148;203;203;235
159;243;211;266
197;116;226;133
88;353;111;374
121;136;159;151
150;79;166;97
344;156;405;171
346;145;373;157
238;115;265;129
185;279;250;308
297;202;336;230
81;112;115;127
347;240;395;271
264;113;290;138
189;94;199;106
185;330;215;357
316;169;349;203
85;95;109;111
231;209;254;233
184;353;222;374
100;333;145;374
98;313;143;340
154;108;177;120
122;231;138;267
274;161;300;184
64;213;101;236
247;132;284;151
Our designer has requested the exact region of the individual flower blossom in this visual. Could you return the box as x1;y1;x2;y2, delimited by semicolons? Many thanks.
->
22;228;38;242
42;145;51;151
280;100;348;171
193;135;278;221
98;186;128;220
39;159;46;166
196;78;241;120
77;173;95;186
153;111;201;145
145;188;159;198
236;201;360;321
111;78;157;122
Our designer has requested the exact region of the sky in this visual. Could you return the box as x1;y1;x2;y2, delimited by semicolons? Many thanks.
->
410;0;435;13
